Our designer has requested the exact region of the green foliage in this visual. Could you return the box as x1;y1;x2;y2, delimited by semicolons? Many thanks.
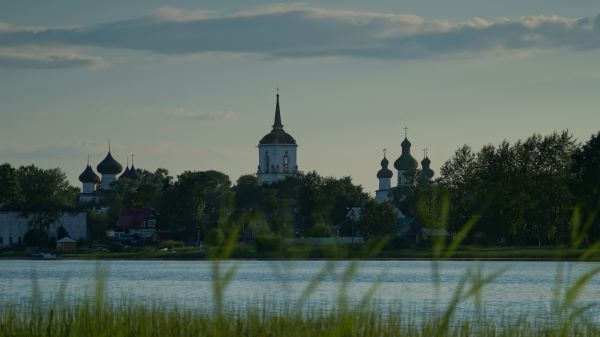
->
0;163;21;204
23;228;48;247
357;201;399;240
255;236;284;252
56;226;69;240
205;228;225;247
438;131;583;245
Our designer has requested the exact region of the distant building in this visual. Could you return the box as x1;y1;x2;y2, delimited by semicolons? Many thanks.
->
375;130;435;204
0;205;87;247
56;236;77;252
78;147;142;203
257;92;299;184
107;208;157;243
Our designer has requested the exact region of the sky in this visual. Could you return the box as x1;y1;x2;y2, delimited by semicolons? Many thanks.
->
1;0;600;194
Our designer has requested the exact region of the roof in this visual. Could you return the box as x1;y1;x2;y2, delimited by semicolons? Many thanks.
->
56;237;77;243
116;208;156;231
79;165;100;183
421;157;435;179
394;138;418;171
377;156;393;179
97;152;123;175
121;165;141;180
259;94;297;145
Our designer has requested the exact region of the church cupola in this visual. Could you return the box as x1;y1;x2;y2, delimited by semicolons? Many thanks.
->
393;128;418;186
121;155;141;181
376;150;393;204
421;149;434;181
97;142;123;190
257;90;299;184
78;156;99;202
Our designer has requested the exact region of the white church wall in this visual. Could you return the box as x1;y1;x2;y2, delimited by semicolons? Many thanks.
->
101;174;116;190
0;212;87;247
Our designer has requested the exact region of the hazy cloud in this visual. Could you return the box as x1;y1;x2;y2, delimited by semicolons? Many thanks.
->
0;5;599;65
167;109;234;121
0;48;108;69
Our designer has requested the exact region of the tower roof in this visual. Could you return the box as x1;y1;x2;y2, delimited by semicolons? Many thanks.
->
121;165;141;180
97;151;123;175
394;137;418;171
79;165;100;183
377;156;393;179
421;152;434;179
259;92;296;145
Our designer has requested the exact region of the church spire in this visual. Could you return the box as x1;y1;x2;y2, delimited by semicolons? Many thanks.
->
273;89;283;129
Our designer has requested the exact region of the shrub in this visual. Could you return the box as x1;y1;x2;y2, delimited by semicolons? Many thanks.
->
204;228;225;247
159;240;185;249
255;236;284;252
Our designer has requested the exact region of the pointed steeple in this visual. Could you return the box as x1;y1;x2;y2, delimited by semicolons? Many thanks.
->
273;89;283;129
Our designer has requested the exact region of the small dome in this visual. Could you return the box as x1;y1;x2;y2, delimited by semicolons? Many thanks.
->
377;156;393;179
121;165;141;180
421;157;434;179
97;152;123;175
259;129;297;145
79;165;100;183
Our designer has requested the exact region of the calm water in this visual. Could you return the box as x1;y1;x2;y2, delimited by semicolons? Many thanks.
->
1;259;599;316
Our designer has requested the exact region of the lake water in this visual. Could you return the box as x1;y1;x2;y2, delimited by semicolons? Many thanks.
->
1;259;599;318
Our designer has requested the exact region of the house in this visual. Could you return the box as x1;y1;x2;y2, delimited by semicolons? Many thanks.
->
108;208;157;243
56;236;77;252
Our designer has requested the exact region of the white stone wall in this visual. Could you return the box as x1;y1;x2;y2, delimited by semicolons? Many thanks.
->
100;174;116;190
378;177;391;190
375;190;393;204
258;144;298;184
82;182;95;194
0;212;87;247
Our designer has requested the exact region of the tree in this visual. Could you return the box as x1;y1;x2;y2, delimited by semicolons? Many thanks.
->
572;131;600;240
0;163;21;204
17;165;79;230
357;201;398;240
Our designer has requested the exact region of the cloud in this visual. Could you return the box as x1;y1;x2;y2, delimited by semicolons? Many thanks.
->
0;48;108;69
167;109;234;121
0;5;599;65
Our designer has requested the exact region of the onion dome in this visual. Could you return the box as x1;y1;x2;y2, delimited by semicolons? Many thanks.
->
97;151;123;175
121;165;141;180
377;156;393;179
394;137;418;171
79;165;100;184
259;93;297;145
421;156;435;179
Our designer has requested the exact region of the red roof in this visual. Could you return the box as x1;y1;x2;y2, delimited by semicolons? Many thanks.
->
116;208;155;230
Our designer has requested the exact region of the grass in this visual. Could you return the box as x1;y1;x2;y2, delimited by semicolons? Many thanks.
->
2;208;600;336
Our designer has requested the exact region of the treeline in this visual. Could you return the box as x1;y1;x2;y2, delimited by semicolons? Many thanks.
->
408;131;600;246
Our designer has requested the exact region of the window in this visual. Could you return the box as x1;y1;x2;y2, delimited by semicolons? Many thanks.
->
18;237;22;244
283;152;289;173
265;154;270;173
9;237;12;245
0;236;3;245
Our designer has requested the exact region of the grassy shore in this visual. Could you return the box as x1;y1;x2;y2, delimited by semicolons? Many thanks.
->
2;244;600;260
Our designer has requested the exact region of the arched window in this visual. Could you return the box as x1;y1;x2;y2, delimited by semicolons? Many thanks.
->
265;154;270;173
283;152;289;172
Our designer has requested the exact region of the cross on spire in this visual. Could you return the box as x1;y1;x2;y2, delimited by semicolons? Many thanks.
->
423;148;427;159
108;139;111;152
383;148;387;158
131;153;136;166
404;127;408;139
87;154;90;166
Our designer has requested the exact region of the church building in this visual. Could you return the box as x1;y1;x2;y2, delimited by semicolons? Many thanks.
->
375;130;434;204
78;146;141;203
257;92;299;184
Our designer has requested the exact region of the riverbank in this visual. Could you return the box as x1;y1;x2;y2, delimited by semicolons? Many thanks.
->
2;244;599;260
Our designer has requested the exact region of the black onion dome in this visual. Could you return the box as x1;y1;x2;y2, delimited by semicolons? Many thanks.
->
259;129;297;145
259;93;297;145
377;157;393;179
394;138;418;171
421;157;434;179
97;152;123;175
121;165;141;180
122;166;131;176
79;165;100;183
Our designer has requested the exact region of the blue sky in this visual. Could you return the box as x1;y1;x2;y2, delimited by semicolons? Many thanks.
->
1;0;600;193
